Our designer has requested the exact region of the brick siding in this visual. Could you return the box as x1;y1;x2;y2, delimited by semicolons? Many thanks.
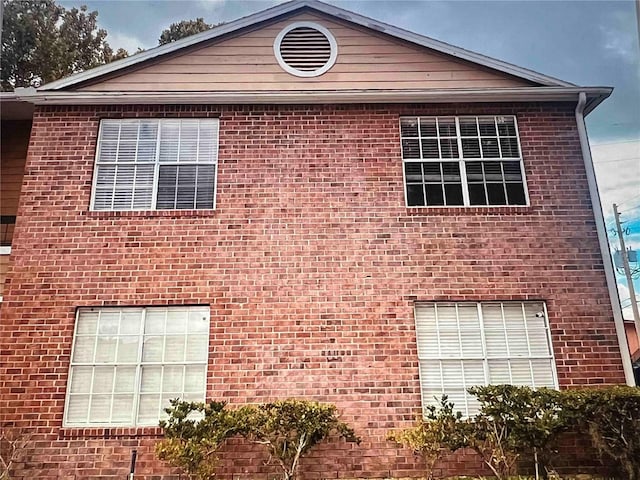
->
0;102;626;479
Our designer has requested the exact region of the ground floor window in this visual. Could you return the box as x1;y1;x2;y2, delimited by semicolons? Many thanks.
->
64;306;210;427
414;301;557;417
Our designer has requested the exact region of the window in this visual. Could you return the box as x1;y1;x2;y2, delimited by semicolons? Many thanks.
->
400;116;528;207
64;306;210;427
91;119;219;211
414;301;557;417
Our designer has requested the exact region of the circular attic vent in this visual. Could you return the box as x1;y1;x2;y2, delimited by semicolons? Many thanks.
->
274;22;338;77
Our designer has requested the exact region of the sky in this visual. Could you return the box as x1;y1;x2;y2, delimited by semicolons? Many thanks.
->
60;0;640;318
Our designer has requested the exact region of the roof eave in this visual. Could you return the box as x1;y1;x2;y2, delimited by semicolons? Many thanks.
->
15;86;612;115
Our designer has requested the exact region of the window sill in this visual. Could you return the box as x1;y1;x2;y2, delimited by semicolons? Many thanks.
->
85;210;217;219
59;426;163;439
406;205;532;215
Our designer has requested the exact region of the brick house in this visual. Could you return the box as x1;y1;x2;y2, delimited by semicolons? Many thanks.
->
0;0;636;478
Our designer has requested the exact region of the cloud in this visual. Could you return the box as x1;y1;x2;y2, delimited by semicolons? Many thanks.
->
600;10;639;66
107;31;149;54
591;139;640;224
197;0;227;12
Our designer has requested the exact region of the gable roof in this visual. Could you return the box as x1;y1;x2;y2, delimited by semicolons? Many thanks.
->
38;0;574;91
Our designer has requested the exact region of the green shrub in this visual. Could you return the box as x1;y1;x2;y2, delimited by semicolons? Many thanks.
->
387;396;468;479
155;400;239;479
239;399;361;480
468;385;569;479
562;386;640;480
156;398;359;480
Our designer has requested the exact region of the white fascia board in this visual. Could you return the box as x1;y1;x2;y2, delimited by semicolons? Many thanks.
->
38;0;572;91
17;87;611;111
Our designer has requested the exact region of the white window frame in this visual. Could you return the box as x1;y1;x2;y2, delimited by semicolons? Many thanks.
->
400;116;530;208
414;301;558;417
64;306;210;427
90;118;219;212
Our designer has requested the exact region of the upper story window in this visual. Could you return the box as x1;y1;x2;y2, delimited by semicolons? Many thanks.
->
91;119;219;211
400;116;528;207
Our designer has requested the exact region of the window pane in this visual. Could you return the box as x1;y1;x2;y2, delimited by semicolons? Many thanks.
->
185;366;206;393
439;138;459;158
459;118;478;137
421;139;439;158
486;183;507;205
497;117;517;136
95;337;117;363
166;309;188;334
419;118;437;137
195;165;216;209
162;366;184;393
444;184;463;205
141;366;162;393
462;138;481;158
468;184;487;205
506;183;526;205
73;336;95;363
112;396;135;423
142;336;164;362
145;310;166;334
488;359;511;383
400;118;418;137
438;118;457;137
406;184;425;206
89;395;111;423
500;137;520;157
114;366;136;393
423;163;441;182
425;185;445;205
66;395;90;423
164;336;186;362
92;367;115;393
188;310;210;333
138;394;161;424
401;138;421;158
186;335;209;362
404;163;422;182
480;138;500;158
77;311;99;335
478;118;497;136
117;336;140;363
69;366;92;394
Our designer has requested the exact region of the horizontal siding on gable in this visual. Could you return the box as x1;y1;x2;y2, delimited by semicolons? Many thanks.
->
79;13;532;92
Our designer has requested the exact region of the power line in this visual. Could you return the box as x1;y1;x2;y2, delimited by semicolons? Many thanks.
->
618;193;640;208
591;139;640;147
593;156;640;164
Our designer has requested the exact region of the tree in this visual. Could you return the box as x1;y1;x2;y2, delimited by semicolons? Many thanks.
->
158;18;219;45
1;0;127;90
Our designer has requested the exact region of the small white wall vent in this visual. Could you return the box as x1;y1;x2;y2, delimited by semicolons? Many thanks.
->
274;21;338;77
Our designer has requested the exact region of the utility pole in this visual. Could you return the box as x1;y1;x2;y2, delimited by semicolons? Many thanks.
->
613;203;640;342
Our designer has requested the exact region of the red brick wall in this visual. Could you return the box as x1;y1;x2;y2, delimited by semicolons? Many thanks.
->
0;103;626;479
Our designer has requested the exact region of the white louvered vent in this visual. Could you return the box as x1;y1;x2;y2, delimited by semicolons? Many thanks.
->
274;22;337;77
